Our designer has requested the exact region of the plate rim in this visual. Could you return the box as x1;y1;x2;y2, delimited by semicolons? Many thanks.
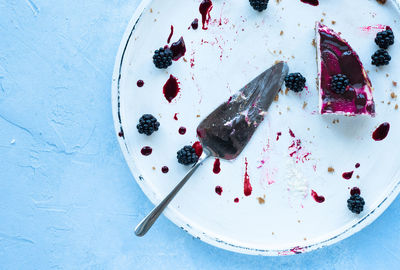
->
111;0;400;256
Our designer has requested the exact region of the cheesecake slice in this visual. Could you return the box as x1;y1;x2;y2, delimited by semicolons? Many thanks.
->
316;22;375;116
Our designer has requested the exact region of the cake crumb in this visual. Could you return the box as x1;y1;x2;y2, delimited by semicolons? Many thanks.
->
395;104;399;110
183;57;187;62
285;88;289;95
311;39;316;47
320;18;324;23
257;197;266;204
272;232;275;235
391;92;397;99
303;102;308;109
393;81;397;87
196;114;201;118
280;30;284;36
322;12;326;16
328;167;335;173
386;73;389;77
152;166;156;170
376;0;387;4
274;94;279;102
357;175;360;179
332;20;336;25
304;237;307;241
297;220;301;223
150;8;153;13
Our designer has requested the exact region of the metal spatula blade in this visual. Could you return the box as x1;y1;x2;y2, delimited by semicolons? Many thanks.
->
135;61;288;236
197;61;288;159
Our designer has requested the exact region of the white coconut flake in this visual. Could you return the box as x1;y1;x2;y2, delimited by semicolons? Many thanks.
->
286;160;309;198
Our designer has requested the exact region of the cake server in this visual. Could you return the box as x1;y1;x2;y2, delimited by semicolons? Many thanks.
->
135;61;288;236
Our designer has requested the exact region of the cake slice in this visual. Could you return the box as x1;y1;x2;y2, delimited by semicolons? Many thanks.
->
316;22;375;116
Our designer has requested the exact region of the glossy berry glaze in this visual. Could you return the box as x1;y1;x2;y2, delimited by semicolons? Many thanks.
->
199;0;213;30
234;197;239;203
161;166;169;173
311;190;325;203
244;158;252;196
178;126;186;135
213;158;221;174
215;186;223;195
136;80;144;87
350;187;361;196
316;23;375;116
372;122;390;141
342;171;354;180
170;37;186;61
301;0;319;6
173;113;179;120
141;146;152;156
163;75;180;103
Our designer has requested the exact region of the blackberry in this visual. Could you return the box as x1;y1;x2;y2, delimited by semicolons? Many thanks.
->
375;29;394;49
284;72;306;92
136;114;160;136
153;47;173;69
371;49;391;66
177;145;199;165
347;194;365;214
249;0;269;11
330;74;350;94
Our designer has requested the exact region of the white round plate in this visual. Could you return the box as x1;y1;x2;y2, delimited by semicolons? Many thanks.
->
112;0;400;255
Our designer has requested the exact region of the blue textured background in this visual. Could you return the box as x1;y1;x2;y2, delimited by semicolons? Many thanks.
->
1;1;399;269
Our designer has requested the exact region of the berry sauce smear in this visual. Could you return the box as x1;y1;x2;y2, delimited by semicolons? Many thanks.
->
301;0;319;6
350;187;361;196
161;166;169;173
141;146;152;156
372;122;390;141
163;75;180;103
213;158;221;174
215;186;223;195
137;80;144;87
199;0;213;30
342;171;354;180
244;158;252;196
178;127;186;135
311;190;325;203
167;25;174;43
192;141;203;157
190;18;199;30
170;37;186;61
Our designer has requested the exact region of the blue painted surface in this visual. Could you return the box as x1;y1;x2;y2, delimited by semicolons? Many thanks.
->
0;1;400;269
